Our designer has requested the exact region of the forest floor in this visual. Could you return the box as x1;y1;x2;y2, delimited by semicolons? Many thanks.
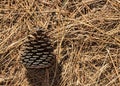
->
0;0;120;86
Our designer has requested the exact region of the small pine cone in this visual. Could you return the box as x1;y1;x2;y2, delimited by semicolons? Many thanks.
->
20;29;56;69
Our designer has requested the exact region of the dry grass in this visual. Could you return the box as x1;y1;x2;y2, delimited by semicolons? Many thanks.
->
0;0;120;86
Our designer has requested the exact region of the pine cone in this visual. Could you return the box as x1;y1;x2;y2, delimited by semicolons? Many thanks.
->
20;29;55;68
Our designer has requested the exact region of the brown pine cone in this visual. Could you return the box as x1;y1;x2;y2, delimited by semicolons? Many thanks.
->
20;28;55;69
